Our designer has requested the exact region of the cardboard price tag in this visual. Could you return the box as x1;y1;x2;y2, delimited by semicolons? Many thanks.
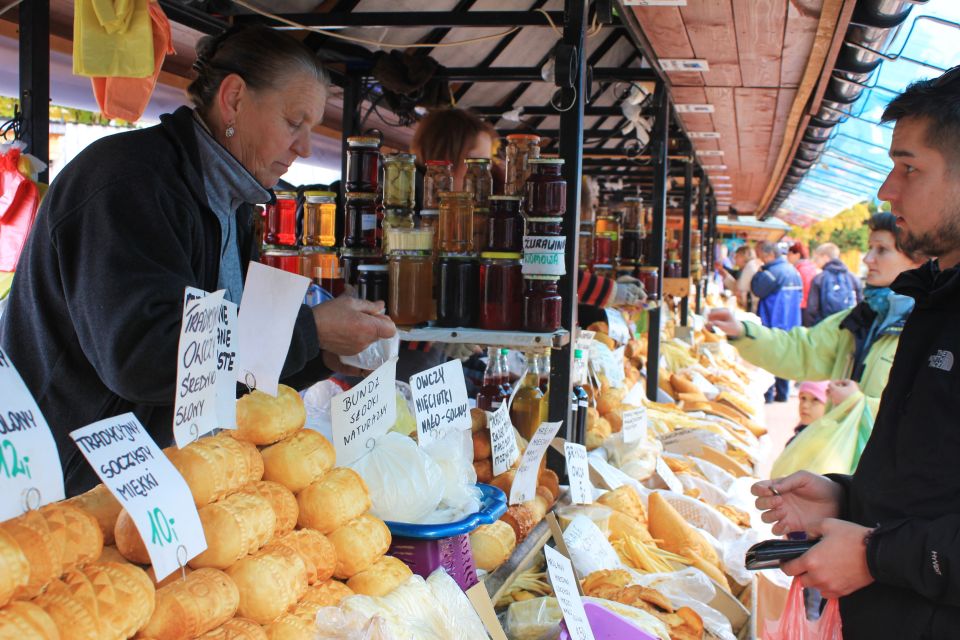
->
0;348;65;521
331;358;397;467
489;403;520;476
522;236;567;276
174;289;225;448
621;407;648;444
564;442;592;505
70;414;206;581
545;545;596;640
655;457;684;494
235;262;310;397
410;360;470;446
216;300;238;429
605;308;631;344
509;421;562;505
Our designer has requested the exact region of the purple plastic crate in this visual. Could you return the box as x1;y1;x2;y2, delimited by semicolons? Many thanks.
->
388;532;479;591
559;602;658;640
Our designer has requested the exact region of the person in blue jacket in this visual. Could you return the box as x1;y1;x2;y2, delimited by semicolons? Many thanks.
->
752;240;803;402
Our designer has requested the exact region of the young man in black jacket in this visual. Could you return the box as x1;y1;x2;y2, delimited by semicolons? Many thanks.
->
753;67;960;639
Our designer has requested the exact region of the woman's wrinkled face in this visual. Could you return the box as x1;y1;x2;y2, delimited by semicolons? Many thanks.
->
862;229;923;287
226;71;326;188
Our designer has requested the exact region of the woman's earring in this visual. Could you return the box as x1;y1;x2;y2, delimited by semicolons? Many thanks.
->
225;125;236;138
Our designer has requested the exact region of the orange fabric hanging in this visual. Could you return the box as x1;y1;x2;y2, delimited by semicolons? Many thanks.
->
91;2;176;122
0;147;41;272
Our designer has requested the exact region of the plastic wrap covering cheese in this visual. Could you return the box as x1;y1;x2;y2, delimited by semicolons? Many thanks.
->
504;596;671;640
601;432;661;482
587;340;625;389
622;568;736;640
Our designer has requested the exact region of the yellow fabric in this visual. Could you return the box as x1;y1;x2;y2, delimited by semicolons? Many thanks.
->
0;272;12;299
74;0;154;78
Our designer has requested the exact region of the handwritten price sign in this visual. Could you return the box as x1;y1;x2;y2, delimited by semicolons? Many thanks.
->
545;546;596;640
331;358;397;466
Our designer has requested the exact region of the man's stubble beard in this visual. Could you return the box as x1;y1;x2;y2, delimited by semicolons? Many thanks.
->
900;195;960;259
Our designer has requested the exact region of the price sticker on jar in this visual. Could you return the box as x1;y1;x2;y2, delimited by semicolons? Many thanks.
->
489;403;520;476
0;347;65;521
510;421;563;505
545;545;596;640
70;413;206;581
564;442;592;505
522;236;567;276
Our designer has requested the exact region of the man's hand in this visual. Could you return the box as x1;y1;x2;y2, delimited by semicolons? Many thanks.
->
828;379;860;406
781;518;874;600
312;296;396;356
753;471;843;536
611;277;646;308
706;308;744;338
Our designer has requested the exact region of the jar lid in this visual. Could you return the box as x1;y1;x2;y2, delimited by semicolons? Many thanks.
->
419;209;440;216
525;216;564;223
528;158;564;165
347;136;381;147
384;152;416;163
300;246;337;254
346;191;377;200
439;191;472;199
639;266;659;272
592;263;612;269
389;249;432;256
464;157;491;164
274;190;297;199
579;231;593;237
525;275;560;281
623;196;642;202
340;248;383;258
426;159;452;167
489;195;523;202
262;249;298;256
480;251;522;259
357;264;389;272
304;190;336;198
506;133;541;143
439;252;478;260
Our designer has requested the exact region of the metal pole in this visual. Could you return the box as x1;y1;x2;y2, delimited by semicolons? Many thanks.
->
337;74;362;246
548;0;586;445
694;168;706;315
20;0;50;183
680;159;693;326
645;82;669;402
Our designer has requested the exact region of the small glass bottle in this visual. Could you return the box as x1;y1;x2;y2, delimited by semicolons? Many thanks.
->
438;191;475;254
437;254;479;327
302;191;337;247
265;191;298;247
479;252;523;331
423;160;453;210
487;195;523;252
524;158;566;217
504;134;541;197
477;347;507;411
638;266;659;301
344;193;379;250
464;158;493;210
357;264;389;303
382;152;416;209
522;276;562;333
345;136;381;193
571;349;589;445
510;353;544;441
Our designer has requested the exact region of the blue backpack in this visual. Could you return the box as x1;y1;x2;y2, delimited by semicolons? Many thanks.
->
819;269;856;317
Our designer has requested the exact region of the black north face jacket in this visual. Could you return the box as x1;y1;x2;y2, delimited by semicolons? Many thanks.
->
832;261;960;639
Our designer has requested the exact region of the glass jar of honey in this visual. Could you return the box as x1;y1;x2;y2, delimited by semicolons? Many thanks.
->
265;191;298;247
464;158;493;210
438;191;474;254
479;252;523;330
522;276;562;333
389;251;434;326
300;248;344;297
302;191;337;247
345;136;381;193
382;153;416;209
504;134;540;196
524;158;566;217
437;254;479;327
423;160;453;210
344;193;379;250
487;195;523;252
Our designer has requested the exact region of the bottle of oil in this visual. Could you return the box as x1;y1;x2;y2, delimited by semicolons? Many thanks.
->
498;348;513;401
538;347;551;424
477;346;505;411
571;349;589;444
510;352;544;441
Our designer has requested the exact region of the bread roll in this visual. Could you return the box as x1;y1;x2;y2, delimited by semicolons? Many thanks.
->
226;547;308;625
65;484;122;545
189;492;276;570
473;458;493;483
470;407;487;432
80;562;156;638
0;528;28;607
0;601;59;640
500;505;536;544
263;529;336;585
264;605;318;640
345;555;412;596
235;481;299;537
34;579;99;640
198;617;268;639
166;434;264;507
597;485;647;526
97;545;131;565
139;568;239;640
489;470;515;497
1;509;61;599
328;514;391;579
699;445;750;478
647;492;720;568
469;521;516;572
40;503;103;571
537;468;560;503
261;430;335;493
234;386;306;445
472;429;492;461
597;388;626;417
297;468;370;534
299;580;353;607
114;510;151;565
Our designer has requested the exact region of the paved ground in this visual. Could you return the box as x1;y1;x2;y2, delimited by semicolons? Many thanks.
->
758;392;800;481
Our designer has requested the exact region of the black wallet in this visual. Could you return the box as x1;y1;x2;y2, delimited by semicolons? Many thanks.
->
745;539;819;570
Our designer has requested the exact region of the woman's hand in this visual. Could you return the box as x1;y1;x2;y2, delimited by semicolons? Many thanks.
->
312;296;396;356
706;308;744;338
752;471;844;536
827;379;860;405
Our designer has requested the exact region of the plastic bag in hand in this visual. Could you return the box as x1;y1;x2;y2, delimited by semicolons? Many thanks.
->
762;578;843;640
341;332;401;371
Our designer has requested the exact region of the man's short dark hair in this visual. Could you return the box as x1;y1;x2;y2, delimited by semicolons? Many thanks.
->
882;66;960;166
757;241;780;257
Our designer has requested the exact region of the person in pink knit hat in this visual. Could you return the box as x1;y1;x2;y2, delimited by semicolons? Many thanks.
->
788;381;829;446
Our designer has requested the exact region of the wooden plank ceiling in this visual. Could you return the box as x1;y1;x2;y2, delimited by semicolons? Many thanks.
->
630;0;823;214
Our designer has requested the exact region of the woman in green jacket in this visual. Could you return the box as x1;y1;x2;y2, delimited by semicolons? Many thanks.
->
707;213;925;421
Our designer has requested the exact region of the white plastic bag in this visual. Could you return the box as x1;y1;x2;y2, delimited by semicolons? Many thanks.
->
628;567;736;640
419;428;481;523
341;333;401;370
601;431;661;481
302;379;342;442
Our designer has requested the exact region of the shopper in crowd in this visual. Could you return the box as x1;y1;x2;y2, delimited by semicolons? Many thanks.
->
750;241;803;402
410;107;503;192
788;381;828;447
804;242;863;326
0;26;396;495
752;68;960;639
787;241;819;319
709;213;922;423
721;244;762;313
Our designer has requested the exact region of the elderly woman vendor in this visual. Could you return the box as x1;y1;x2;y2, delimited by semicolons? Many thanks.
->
0;26;395;494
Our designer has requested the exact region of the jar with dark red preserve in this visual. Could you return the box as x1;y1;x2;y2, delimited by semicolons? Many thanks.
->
344;193;379;249
487;196;523;252
638;266;659;300
437;254;479;327
593;232;614;265
621;230;643;262
357;264;389;303
524;158;566;217
479;252;523;330
345;136;381;193
341;249;383;288
261;248;299;274
522;275;562;332
524;217;563;237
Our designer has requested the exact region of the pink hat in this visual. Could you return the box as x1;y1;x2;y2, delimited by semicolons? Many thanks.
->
798;381;829;404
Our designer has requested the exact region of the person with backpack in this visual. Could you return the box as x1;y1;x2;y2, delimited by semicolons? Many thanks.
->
804;243;863;326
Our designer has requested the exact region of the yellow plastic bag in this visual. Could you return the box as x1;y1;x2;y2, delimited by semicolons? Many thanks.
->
74;0;154;78
771;392;873;478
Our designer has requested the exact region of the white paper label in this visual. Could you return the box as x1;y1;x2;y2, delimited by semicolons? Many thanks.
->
563;514;622;575
70;414;206;580
489;403;520;476
522;236;567;275
411;360;470;446
510;421;563;505
588;456;626;490
235;262;310;397
621;407;648;444
362;214;376;231
655;458;684;494
331;358;397;467
575;330;595;358
0;348;65;521
545;546;596;640
660;427;725;456
622;382;645;408
564;442;592;505
174;289;225;448
215;300;238;429
605;308;631;343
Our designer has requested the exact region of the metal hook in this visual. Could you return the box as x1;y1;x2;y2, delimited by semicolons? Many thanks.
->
189;423;200;443
22;487;41;512
550;87;578;113
242;372;257;395
176;545;189;581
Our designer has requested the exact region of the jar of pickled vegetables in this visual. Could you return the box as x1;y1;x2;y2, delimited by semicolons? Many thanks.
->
504;134;540;196
382;153;416;209
464;158;492;209
424;160;453;210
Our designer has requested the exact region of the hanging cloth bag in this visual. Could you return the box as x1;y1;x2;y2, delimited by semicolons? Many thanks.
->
0;146;41;272
74;0;154;78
